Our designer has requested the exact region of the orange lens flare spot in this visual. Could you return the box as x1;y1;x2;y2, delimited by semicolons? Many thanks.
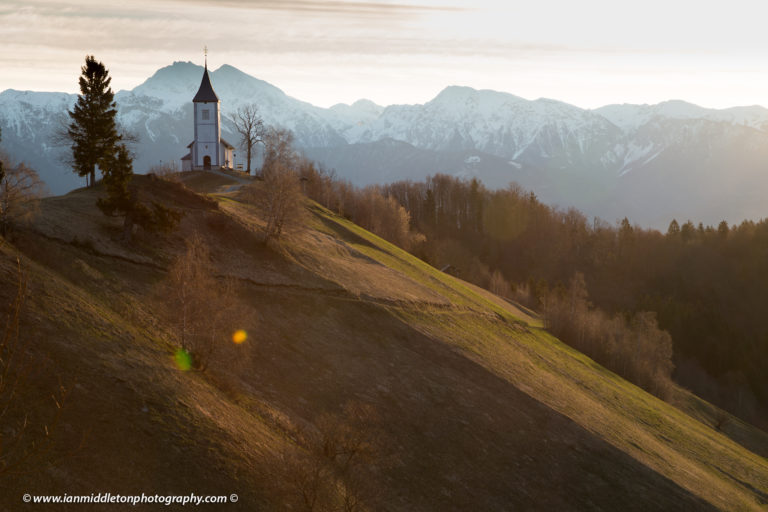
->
232;330;247;344
174;349;192;371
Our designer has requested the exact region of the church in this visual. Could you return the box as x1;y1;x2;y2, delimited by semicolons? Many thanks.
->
180;59;235;171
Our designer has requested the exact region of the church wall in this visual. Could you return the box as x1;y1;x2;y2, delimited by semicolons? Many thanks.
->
193;101;221;167
220;143;234;169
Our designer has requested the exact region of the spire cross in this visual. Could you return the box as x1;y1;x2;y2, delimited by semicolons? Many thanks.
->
204;45;208;69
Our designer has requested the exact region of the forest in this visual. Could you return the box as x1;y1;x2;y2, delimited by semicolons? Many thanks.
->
299;164;768;425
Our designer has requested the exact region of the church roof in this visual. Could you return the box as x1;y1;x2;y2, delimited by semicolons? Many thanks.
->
193;65;219;103
220;138;235;149
180;153;191;161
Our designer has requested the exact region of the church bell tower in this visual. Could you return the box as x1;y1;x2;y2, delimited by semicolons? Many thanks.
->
192;48;220;170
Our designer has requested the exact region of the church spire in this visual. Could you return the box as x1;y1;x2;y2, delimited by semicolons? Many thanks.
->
193;49;219;103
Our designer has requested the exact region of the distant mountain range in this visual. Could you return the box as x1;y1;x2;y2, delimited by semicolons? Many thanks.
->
2;61;768;228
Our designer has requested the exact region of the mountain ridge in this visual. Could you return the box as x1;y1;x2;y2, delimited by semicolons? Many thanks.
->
3;61;768;228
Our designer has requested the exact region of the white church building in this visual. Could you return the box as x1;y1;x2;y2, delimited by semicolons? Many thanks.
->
180;62;235;171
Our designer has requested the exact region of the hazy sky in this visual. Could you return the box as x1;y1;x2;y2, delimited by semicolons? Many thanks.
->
3;0;768;108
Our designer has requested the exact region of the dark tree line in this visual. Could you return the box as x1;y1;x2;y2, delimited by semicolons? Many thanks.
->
298;168;768;424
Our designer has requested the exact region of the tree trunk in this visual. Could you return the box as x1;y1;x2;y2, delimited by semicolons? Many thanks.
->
246;145;252;174
90;168;96;187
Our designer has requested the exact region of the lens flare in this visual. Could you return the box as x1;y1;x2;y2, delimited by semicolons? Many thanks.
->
232;330;247;344
174;349;192;371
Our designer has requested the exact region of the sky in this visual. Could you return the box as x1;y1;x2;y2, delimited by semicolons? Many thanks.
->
3;0;768;109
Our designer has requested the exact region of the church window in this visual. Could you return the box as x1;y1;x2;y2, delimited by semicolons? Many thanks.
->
202;109;210;120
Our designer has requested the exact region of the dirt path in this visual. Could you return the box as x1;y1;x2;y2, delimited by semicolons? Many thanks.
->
208;168;252;192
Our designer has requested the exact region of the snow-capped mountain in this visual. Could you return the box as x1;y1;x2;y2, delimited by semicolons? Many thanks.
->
114;62;347;169
346;86;622;160
595;100;768;132
0;90;79;193
2;61;768;228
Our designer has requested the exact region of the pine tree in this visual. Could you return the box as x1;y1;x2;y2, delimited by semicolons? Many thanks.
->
97;145;181;243
717;220;730;238
667;219;680;236
97;145;134;236
67;55;120;187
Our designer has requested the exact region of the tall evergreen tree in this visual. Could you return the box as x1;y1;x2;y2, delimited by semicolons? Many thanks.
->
67;55;120;187
717;220;730;238
97;145;181;243
667;219;680;236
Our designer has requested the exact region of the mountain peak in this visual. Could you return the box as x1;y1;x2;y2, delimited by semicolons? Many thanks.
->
139;61;204;84
432;85;485;102
210;64;285;98
351;98;382;110
429;86;528;111
129;61;205;105
653;99;706;118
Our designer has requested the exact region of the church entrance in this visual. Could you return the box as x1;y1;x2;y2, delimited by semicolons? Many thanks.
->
203;155;211;170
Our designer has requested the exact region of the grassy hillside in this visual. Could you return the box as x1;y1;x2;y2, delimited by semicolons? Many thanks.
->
1;172;766;510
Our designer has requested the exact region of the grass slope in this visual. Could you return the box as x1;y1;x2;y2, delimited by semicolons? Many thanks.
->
0;173;766;511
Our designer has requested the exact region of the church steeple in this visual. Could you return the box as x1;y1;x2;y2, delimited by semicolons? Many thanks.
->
193;47;218;103
181;49;235;172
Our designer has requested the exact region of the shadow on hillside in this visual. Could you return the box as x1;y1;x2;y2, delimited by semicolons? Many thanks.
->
239;286;721;511
311;207;388;254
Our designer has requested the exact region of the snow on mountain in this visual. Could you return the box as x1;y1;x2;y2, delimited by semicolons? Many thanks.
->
117;62;346;150
596;100;768;132
0;90;80;194
0;90;75;137
346;86;623;167
326;99;384;134
126;61;203;112
3;62;768;226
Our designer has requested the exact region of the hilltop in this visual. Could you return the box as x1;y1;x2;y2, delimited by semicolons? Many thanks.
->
6;62;768;227
1;172;767;510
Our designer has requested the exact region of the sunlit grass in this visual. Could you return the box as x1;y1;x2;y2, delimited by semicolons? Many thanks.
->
308;204;527;323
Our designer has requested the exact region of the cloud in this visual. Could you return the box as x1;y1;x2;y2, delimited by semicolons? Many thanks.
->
163;0;462;15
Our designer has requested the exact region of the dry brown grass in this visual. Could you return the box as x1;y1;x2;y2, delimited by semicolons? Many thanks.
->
0;176;766;511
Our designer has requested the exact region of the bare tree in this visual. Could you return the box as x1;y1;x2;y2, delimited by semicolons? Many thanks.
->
230;105;265;175
242;128;305;241
489;269;511;298
261;162;304;241
0;159;47;237
273;402;387;512
163;234;245;370
262;128;297;175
